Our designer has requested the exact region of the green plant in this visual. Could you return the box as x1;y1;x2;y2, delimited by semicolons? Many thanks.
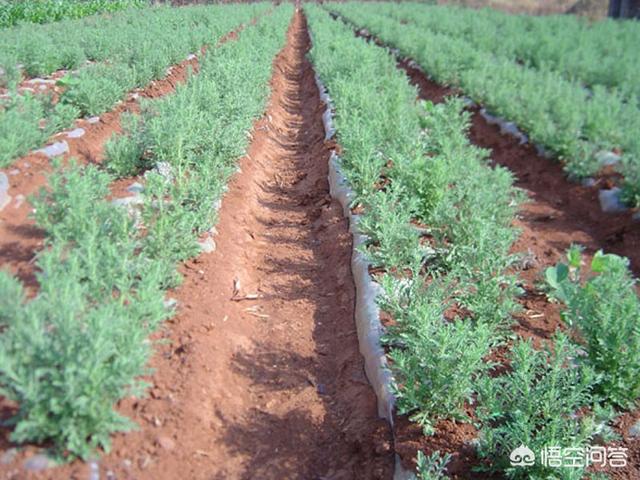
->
307;2;520;443
546;247;640;408
330;2;640;207
0;2;271;166
416;450;451;480
476;334;600;480
104;113;146;177
380;273;498;434
357;186;425;270
0;161;168;459
60;63;135;116
0;0;146;28
0;93;78;166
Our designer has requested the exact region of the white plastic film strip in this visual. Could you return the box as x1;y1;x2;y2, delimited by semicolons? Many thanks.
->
315;74;394;421
315;71;416;480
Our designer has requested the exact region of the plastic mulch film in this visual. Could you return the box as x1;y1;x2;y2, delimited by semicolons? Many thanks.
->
315;73;417;479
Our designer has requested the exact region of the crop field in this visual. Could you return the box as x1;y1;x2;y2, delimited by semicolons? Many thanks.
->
0;1;639;479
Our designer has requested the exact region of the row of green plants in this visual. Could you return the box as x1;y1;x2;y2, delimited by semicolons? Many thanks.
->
0;0;145;29
329;3;640;208
0;3;270;168
307;5;640;479
372;3;640;101
0;4;292;460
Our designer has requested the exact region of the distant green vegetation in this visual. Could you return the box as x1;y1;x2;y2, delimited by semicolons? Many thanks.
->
0;0;145;28
0;3;269;167
331;2;640;207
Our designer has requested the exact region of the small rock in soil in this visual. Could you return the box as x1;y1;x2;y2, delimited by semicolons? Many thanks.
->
599;187;628;213
87;116;100;124
138;455;151;469
27;78;55;85
156;436;176;451
480;108;500;125
198;237;216;253
14;194;25;209
164;297;178;310
596;150;621;167
581;177;597;187
36;141;69;159
23;454;51;471
0;172;10;211
535;143;552;159
1;448;17;464
152;161;173;182
518;251;538;270
127;182;144;194
628;419;640;437
66;127;85;139
88;460;100;480
112;195;144;207
462;96;476;108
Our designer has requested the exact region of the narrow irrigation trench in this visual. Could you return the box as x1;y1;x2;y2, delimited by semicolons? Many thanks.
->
71;8;393;480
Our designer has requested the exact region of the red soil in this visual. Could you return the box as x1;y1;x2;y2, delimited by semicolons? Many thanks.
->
0;10;393;480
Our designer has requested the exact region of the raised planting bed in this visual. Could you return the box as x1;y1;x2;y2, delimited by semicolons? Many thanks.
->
312;4;640;479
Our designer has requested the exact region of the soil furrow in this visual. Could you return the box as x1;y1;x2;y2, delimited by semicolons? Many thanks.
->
9;9;393;480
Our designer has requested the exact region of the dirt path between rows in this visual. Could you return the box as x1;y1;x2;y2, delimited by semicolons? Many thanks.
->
3;9;393;480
